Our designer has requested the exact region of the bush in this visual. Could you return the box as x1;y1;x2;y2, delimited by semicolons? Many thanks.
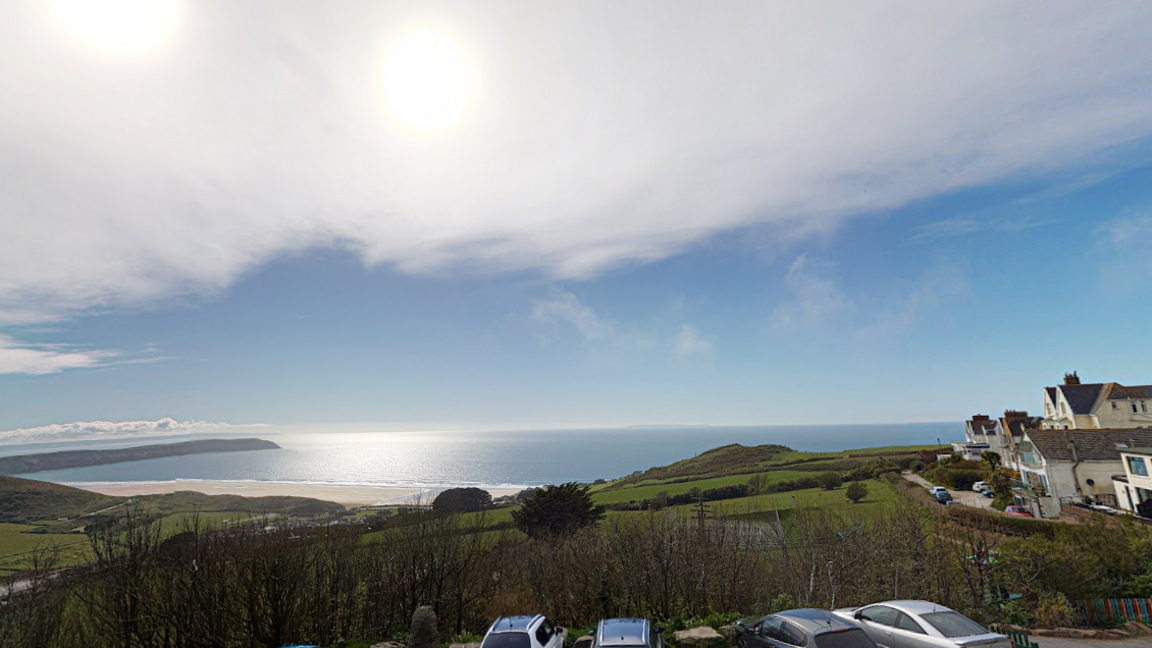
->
432;488;493;514
512;482;605;538
818;472;843;491
845;482;868;503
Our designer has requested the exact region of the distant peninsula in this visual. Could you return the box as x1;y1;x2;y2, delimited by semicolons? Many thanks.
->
0;438;280;475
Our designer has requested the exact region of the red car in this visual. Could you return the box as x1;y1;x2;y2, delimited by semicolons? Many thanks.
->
1004;506;1033;518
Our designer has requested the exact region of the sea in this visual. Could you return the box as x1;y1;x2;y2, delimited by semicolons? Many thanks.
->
0;422;959;492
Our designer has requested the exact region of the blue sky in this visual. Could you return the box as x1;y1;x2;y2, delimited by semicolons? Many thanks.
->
3;2;1152;434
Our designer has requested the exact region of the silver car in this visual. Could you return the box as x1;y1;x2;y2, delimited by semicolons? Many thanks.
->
832;601;1010;648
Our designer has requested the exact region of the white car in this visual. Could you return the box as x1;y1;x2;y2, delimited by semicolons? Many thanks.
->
481;616;565;648
833;601;1010;648
929;486;948;496
971;482;988;492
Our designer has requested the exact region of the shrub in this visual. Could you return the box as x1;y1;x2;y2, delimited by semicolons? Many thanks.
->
432;488;493;514
512;482;605;538
845;482;868;503
818;472;843;491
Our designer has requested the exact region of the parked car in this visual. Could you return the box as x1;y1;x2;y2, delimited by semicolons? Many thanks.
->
1004;506;1033;518
482;616;565;648
832;601;1011;648
944;501;962;507
933;491;952;504
928;486;948;496
971;482;988;492
980;490;994;499
736;608;877;648
592;618;662;648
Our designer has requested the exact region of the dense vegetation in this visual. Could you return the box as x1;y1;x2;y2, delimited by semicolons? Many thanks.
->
0;476;119;523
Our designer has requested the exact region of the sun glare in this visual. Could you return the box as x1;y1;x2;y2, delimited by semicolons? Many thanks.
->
383;31;472;132
47;0;180;55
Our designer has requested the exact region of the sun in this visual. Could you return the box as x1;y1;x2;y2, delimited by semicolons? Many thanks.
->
383;31;472;132
47;0;181;55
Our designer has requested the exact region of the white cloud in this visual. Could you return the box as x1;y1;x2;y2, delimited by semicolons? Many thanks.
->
530;290;605;340
1096;212;1152;292
2;2;1152;325
0;335;117;375
0;418;233;444
768;256;852;330
674;325;714;358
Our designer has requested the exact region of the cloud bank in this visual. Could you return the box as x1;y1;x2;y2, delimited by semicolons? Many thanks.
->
3;2;1152;326
0;418;234;444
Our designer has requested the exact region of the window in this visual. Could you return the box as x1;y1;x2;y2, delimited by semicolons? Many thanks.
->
1143;402;1148;413
1134;403;1140;413
895;614;925;634
1129;457;1150;478
536;621;555;645
857;606;899;627
920;612;988;638
814;630;874;648
759;619;805;647
484;636;531;648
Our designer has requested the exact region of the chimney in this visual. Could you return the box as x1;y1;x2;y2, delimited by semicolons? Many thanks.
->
1064;371;1081;386
1004;410;1029;419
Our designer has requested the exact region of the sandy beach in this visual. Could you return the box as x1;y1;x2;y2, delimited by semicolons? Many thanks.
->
79;481;522;508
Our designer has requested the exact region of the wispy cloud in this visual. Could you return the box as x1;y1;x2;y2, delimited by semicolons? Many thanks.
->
0;418;238;444
0;335;117;375
1096;211;1152;293
530;289;607;341
674;325;714;359
3;3;1152;326
873;260;967;336
768;256;853;331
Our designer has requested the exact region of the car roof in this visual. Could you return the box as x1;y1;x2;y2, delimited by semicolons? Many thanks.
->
492;616;543;633
774;609;858;634
864;601;954;615
597;618;649;646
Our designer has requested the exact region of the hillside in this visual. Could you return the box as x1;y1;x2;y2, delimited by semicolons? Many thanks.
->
139;491;346;517
606;443;793;487
0;475;121;523
0;438;281;475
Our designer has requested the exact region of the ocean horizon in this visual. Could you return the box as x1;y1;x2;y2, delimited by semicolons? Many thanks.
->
7;422;960;491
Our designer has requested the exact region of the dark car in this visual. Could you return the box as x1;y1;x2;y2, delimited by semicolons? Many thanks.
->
736;608;877;648
593;618;662;648
933;491;952;504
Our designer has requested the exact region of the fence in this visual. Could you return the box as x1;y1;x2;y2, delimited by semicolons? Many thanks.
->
1074;598;1152;625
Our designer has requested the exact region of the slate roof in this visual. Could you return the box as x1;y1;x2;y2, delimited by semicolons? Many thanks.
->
1001;415;1043;437
1026;429;1152;462
1045;387;1058;407
968;418;997;434
1105;384;1152;400
1059;384;1106;415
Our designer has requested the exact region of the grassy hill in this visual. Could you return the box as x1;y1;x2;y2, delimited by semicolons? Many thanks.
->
0;476;122;523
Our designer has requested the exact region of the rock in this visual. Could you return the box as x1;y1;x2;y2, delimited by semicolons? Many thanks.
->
573;635;594;648
371;643;406;648
409;606;439;648
673;626;724;647
718;626;736;641
449;643;480;648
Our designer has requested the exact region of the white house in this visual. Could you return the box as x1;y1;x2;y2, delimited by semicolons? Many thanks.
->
955;411;1041;470
1041;372;1152;430
1112;448;1152;515
1012;428;1152;518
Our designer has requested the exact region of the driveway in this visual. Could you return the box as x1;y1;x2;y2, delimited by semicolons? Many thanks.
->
901;472;992;510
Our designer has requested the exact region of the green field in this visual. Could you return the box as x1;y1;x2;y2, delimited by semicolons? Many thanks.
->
590;470;812;504
0;523;91;577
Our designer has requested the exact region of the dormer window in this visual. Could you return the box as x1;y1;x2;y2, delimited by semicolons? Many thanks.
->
1134;402;1140;413
1143;402;1148;413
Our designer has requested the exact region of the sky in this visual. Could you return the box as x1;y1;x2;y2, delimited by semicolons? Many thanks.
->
4;1;1152;435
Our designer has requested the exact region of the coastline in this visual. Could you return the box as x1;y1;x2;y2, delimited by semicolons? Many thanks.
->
75;480;524;508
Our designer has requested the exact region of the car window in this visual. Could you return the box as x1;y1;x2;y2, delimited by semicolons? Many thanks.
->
483;635;532;648
920;612;988;638
536;621;555;645
895;614;925;634
780;621;807;647
857;606;898;627
814;629;876;648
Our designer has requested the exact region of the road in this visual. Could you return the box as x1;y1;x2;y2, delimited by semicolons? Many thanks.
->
901;472;993;510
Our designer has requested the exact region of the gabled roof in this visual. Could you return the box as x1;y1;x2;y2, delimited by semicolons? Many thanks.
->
1058;384;1106;415
1045;387;1058;406
1025;429;1152;462
1001;415;1043;437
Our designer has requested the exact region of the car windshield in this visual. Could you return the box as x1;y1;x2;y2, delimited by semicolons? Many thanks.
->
814;629;876;648
920;612;988;638
482;634;532;648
